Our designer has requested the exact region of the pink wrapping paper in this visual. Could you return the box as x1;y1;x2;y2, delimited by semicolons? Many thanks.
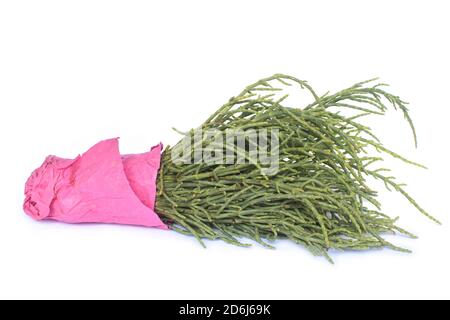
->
23;138;168;230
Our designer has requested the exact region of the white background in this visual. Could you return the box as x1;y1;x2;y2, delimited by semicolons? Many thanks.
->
0;0;449;300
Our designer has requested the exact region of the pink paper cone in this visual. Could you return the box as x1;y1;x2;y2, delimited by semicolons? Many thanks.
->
24;138;168;230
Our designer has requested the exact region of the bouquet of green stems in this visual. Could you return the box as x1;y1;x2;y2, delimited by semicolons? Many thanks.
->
24;74;439;263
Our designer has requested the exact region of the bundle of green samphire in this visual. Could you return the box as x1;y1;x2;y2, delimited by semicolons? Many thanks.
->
155;74;439;262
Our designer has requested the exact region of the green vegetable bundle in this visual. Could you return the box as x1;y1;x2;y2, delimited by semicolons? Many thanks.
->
155;74;439;262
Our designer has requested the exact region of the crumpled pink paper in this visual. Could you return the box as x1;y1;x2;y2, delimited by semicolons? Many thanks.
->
23;138;168;230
